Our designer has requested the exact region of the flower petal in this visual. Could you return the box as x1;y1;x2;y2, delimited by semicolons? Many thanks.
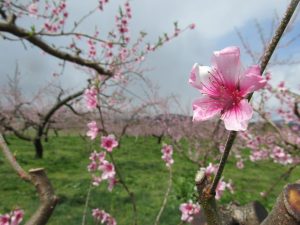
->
221;99;253;131
189;63;212;90
192;96;222;121
212;46;242;87
240;65;266;95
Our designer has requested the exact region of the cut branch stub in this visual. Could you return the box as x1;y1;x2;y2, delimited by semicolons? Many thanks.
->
261;182;300;225
195;168;222;225
284;183;300;221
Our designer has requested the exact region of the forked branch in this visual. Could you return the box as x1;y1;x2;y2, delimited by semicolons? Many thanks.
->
0;134;58;225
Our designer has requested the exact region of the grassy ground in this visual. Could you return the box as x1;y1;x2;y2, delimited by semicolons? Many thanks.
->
0;135;300;224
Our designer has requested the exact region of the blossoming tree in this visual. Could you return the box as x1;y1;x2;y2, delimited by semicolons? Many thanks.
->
0;0;300;225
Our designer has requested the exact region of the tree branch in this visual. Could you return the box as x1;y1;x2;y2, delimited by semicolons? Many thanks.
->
0;19;113;76
0;133;58;225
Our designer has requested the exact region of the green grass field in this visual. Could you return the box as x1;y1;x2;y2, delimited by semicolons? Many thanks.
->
0;135;300;225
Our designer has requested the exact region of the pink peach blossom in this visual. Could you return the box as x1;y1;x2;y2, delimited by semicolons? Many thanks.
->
179;201;201;223
86;121;99;140
84;87;98;110
0;209;24;225
205;163;218;176
0;214;9;225
92;208;116;225
28;3;38;16
270;146;293;165
99;161;116;180
161;144;174;167
236;160;244;169
189;46;266;131
101;135;118;152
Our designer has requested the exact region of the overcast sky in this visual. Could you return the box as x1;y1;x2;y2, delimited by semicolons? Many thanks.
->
0;0;299;113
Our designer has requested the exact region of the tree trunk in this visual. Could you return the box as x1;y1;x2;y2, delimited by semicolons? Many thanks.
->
34;138;43;159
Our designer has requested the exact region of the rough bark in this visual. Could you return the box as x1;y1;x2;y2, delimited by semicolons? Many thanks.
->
221;201;268;225
261;182;300;225
25;168;58;225
192;201;268;225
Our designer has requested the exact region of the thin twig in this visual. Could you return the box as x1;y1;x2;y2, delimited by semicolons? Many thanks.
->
153;167;173;225
0;133;30;180
108;152;138;225
82;183;93;225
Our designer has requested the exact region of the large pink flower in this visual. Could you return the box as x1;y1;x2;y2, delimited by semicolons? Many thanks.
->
189;46;266;131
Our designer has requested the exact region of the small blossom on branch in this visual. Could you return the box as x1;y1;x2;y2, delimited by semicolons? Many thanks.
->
179;201;201;223
101;135;118;152
189;23;196;30
204;162;218;176
84;87;99;110
88;151;116;191
98;0;109;11
0;209;24;225
189;46;267;131
92;208;117;225
86;121;99;140
161;144;174;167
236;159;244;169
28;2;38;16
215;179;234;200
204;163;234;200
270;146;293;165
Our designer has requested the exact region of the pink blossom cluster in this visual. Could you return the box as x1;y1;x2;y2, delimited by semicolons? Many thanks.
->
204;163;234;200
249;150;269;162
204;162;218;176
86;121;99;140
215;179;234;200
265;79;299;124
0;209;24;225
84;87;99;110
87;39;97;58
161;144;174;167
235;155;244;169
240;131;295;165
92;208;117;225
179;201;201;223
88;151;116;191
146;23;196;52
27;2;38;16
101;135;118;152
270;146;293;165
99;0;109;11
189;46;266;131
43;1;68;33
115;1;131;44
